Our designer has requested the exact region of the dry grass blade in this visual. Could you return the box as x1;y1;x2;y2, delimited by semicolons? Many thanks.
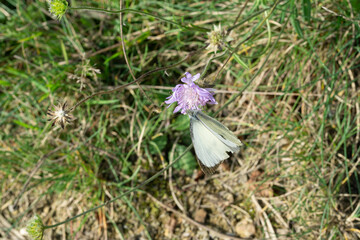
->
1;0;359;239
13;144;67;209
147;193;249;240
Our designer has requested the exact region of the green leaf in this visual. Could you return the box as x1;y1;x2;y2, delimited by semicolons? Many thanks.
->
233;53;249;70
136;31;151;44
171;145;197;175
104;52;122;65
13;120;38;130
172;114;190;131
87;99;120;105
18;32;42;43
302;0;311;22
350;0;360;12
188;24;210;32
149;135;167;155
0;80;11;86
290;6;304;38
30;78;48;93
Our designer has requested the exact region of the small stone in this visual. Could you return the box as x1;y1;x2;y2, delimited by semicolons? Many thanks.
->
235;219;256;238
277;228;290;240
193;209;207;223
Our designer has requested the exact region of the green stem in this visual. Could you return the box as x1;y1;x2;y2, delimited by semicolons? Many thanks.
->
70;47;203;112
225;8;272;60
214;0;280;82
118;0;157;108
227;7;270;32
69;6;207;31
200;51;228;79
44;144;193;229
214;12;290;116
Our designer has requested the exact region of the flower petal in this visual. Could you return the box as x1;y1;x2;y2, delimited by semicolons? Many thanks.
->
173;105;182;113
165;72;218;114
192;73;200;82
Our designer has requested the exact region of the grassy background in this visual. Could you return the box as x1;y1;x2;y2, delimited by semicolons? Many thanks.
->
1;0;360;239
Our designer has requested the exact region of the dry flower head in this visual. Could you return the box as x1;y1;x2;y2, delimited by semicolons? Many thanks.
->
47;101;74;129
205;24;234;53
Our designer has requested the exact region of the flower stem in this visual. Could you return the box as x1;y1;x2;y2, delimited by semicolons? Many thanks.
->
68;6;207;31
227;7;270;32
214;0;280;82
118;0;157;108
215;13;290;116
200;51;228;79
44;144;193;229
69;48;203;112
235;7;272;59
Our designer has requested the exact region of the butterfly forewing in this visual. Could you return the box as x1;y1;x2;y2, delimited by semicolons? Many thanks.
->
189;110;243;175
190;117;232;168
195;111;242;151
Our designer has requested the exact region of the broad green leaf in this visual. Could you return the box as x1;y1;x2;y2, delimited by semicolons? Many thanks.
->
171;145;197;175
173;114;190;131
149;135;167;155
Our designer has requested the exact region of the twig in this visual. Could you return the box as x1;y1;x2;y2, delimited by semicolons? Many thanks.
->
321;6;359;23
86;42;122;58
251;195;277;240
232;0;250;28
0;214;26;240
119;0;157;108
13;144;67;209
168;137;185;212
261;199;288;229
147;193;249;240
338;154;360;185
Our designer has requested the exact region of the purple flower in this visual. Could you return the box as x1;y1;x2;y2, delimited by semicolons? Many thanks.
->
165;72;217;114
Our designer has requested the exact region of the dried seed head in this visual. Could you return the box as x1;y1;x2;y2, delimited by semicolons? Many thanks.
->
47;101;74;129
205;24;233;54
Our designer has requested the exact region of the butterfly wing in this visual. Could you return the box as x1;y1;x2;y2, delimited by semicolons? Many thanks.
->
189;110;243;175
190;115;234;174
195;110;242;152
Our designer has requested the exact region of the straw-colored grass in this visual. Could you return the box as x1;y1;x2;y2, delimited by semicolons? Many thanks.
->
1;0;359;239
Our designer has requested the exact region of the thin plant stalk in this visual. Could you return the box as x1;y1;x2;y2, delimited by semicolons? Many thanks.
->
214;0;280;82
215;14;290;116
44;144;193;229
69;48;204;112
69;6;208;32
118;0;157;108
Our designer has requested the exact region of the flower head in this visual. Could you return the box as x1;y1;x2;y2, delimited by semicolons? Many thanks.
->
205;24;233;53
165;72;217;114
47;101;74;129
47;0;68;20
26;214;44;240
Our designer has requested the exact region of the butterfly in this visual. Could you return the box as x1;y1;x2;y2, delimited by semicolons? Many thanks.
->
188;110;242;175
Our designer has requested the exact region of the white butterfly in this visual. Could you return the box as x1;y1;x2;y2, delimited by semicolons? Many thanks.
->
189;110;243;175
